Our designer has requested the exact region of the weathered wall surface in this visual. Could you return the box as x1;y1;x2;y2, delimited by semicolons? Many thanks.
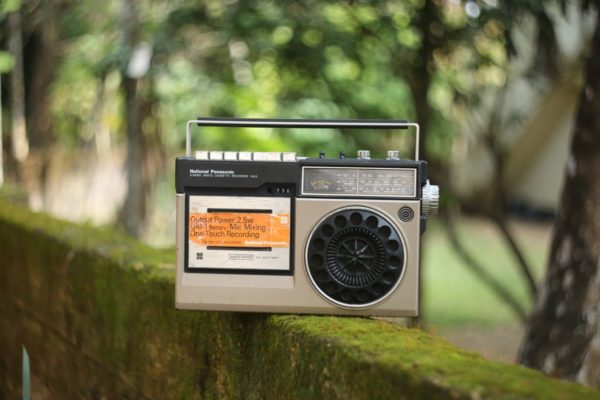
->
0;199;598;399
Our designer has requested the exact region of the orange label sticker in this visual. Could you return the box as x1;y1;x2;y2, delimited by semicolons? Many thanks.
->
189;212;290;248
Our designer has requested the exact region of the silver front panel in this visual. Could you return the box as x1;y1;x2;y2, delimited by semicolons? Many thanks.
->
176;195;420;316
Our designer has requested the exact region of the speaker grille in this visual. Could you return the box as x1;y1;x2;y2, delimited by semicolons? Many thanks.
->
306;208;405;306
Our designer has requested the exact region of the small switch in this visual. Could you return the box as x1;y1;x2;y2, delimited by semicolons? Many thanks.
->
195;150;209;160
238;152;252;161
386;150;400;160
357;150;371;159
252;152;282;161
282;152;297;162
224;151;238;161
209;151;223;160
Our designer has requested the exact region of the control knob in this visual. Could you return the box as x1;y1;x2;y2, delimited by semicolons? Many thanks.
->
421;180;440;216
386;150;400;160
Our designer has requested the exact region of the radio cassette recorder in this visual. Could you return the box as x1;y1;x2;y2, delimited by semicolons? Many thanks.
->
175;118;439;317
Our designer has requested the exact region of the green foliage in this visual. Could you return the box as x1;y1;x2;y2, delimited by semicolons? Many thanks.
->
0;51;14;73
1;0;20;13
48;0;517;159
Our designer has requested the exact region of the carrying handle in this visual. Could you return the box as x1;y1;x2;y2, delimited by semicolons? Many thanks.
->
186;117;421;160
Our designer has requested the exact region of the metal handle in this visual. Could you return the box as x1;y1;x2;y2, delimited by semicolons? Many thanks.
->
186;117;421;160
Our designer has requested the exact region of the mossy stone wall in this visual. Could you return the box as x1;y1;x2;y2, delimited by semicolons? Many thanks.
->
0;199;598;399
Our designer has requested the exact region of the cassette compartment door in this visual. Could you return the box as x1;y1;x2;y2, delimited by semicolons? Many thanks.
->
186;195;292;273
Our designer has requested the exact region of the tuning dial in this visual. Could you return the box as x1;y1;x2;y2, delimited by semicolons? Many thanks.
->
386;150;400;160
357;150;371;159
421;180;440;216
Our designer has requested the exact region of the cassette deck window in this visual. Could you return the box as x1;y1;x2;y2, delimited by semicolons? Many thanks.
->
187;195;291;272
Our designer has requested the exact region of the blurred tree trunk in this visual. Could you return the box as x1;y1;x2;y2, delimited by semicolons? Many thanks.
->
90;77;112;156
408;78;430;160
117;0;163;238
24;13;59;149
405;0;435;168
118;0;145;237
8;7;29;163
519;11;600;386
22;5;62;211
5;2;64;208
119;74;147;237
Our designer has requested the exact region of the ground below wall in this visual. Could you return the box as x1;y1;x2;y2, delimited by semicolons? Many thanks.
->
0;198;598;399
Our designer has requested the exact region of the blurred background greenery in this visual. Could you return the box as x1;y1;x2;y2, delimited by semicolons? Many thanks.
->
1;0;596;363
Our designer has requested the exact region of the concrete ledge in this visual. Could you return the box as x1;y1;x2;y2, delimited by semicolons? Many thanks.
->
0;199;598;399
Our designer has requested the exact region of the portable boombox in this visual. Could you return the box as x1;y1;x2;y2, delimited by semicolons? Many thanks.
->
175;118;439;316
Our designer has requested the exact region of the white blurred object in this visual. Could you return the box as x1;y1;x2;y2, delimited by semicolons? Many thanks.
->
127;42;153;79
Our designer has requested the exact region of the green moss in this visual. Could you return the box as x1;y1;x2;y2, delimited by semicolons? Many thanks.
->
267;316;597;399
0;199;599;399
0;185;28;205
0;199;173;270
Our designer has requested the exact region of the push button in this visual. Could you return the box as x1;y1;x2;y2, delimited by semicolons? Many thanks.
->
252;152;282;161
238;152;252;161
223;151;238;161
386;150;400;160
357;150;370;159
282;152;297;162
209;151;223;160
195;150;209;160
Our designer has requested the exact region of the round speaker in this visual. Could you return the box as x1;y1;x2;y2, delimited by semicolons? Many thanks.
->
305;207;405;308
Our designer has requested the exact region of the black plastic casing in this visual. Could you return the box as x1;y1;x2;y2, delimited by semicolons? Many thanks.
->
176;156;428;233
176;157;427;194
